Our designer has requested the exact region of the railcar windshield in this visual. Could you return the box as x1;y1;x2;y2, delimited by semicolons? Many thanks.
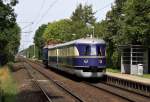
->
76;44;106;56
96;45;106;56
90;45;97;55
84;45;96;56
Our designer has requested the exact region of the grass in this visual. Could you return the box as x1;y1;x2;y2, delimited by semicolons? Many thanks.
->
106;68;120;73
0;65;18;102
141;74;150;79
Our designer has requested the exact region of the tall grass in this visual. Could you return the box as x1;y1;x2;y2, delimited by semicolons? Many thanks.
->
0;66;18;102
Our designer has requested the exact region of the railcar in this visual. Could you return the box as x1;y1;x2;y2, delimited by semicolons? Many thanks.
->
43;38;106;78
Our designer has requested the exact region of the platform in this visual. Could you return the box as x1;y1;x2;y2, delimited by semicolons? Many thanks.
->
106;72;150;85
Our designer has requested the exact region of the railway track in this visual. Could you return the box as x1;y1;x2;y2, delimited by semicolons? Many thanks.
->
25;59;150;102
32;59;150;96
83;82;150;102
24;60;85;102
23;63;53;102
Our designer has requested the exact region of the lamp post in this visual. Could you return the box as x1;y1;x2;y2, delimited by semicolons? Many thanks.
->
86;23;94;38
72;33;76;40
91;26;94;38
33;43;35;59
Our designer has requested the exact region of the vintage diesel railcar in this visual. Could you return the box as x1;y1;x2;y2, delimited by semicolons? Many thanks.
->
43;38;106;78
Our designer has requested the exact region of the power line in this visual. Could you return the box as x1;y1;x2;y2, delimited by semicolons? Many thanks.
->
32;0;46;23
95;2;113;13
22;22;33;30
34;0;59;26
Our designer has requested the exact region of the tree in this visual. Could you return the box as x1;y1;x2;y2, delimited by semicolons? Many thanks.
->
70;4;96;38
71;4;96;25
94;0;127;67
0;0;20;65
43;19;72;42
42;4;96;44
97;0;150;68
34;24;47;59
121;0;150;46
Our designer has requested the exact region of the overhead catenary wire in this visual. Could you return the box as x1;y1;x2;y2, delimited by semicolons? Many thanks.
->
22;22;33;30
34;0;59;27
32;0;46;24
95;1;114;13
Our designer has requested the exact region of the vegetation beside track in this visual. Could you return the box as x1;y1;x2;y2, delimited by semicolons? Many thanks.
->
106;68;120;73
0;0;21;66
142;74;150;79
0;65;18;102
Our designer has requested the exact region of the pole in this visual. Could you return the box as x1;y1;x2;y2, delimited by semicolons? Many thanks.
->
34;44;35;58
91;26;94;38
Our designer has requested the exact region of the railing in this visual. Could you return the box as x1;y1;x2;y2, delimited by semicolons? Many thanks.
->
104;75;150;97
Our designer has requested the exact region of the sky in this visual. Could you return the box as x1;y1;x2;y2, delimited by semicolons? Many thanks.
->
14;0;115;51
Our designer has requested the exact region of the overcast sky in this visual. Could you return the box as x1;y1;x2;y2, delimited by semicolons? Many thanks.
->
14;0;115;51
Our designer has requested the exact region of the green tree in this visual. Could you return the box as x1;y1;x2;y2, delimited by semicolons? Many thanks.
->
95;0;127;67
0;0;20;65
70;4;96;38
71;4;96;25
43;19;72;42
42;4;96;44
121;0;150;46
34;24;47;59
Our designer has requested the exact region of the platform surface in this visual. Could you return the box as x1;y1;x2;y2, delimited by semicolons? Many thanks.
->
106;72;150;85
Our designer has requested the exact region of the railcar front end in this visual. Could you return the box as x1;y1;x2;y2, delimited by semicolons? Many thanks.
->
73;43;106;77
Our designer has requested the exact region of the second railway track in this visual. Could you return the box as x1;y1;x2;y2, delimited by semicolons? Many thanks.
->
24;59;150;102
83;82;150;102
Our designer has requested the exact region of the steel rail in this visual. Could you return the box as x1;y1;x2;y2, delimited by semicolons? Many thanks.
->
83;81;150;102
26;60;85;102
31;59;150;97
23;63;53;102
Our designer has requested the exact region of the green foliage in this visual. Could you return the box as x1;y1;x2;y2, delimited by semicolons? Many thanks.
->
26;45;39;59
0;0;20;65
0;67;18;102
34;24;47;59
95;0;150;68
71;4;96;25
43;19;72;42
106;68;120;73
70;4;96;38
34;24;47;47
121;0;150;46
43;4;96;43
142;74;150;79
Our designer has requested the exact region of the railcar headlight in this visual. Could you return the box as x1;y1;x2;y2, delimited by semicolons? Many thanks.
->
99;59;102;64
84;59;88;63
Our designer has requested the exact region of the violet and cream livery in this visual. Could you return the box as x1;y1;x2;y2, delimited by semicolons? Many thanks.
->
43;38;106;78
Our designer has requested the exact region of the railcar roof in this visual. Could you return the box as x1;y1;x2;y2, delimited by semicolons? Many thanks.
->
47;38;105;49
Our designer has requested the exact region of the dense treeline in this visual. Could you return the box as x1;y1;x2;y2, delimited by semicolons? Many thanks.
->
34;0;150;68
0;0;20;65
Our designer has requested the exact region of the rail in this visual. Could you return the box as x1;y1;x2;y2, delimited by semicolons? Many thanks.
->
26;60;85;102
23;63;53;102
27;59;150;100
